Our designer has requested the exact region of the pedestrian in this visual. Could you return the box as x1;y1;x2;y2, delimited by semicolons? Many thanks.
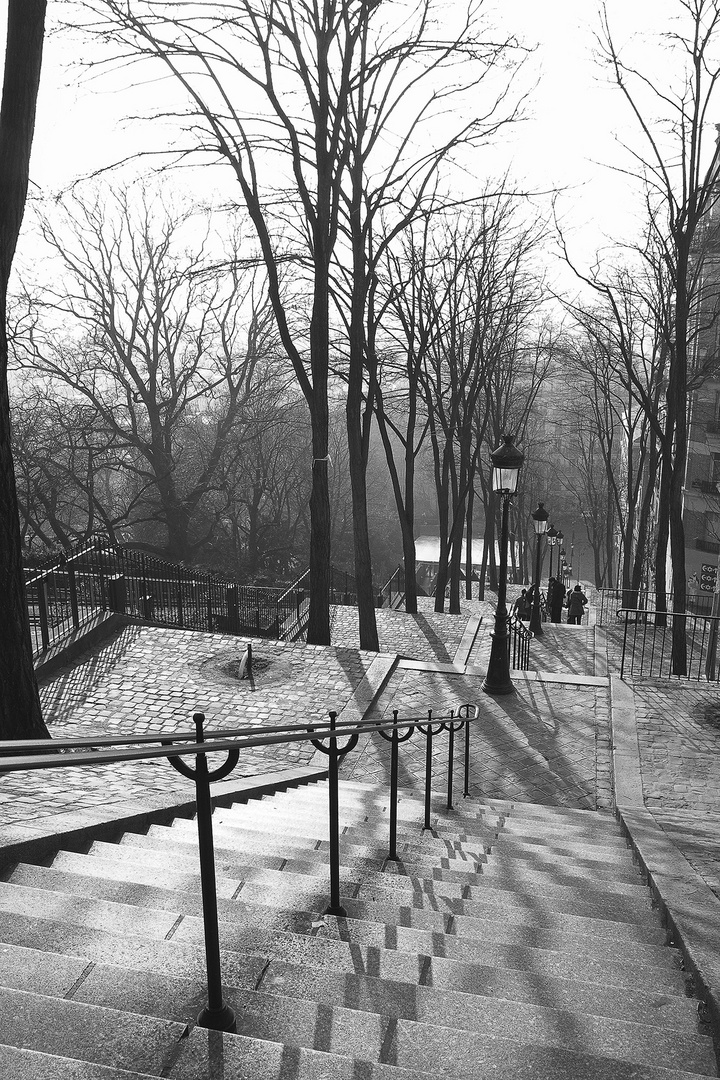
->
567;584;588;625
549;576;566;623
512;588;531;621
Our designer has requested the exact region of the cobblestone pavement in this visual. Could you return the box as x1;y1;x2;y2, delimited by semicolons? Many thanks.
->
340;668;613;811
329;603;469;662
5;594;607;833
467;621;597;676
633;682;720;815
0;625;377;829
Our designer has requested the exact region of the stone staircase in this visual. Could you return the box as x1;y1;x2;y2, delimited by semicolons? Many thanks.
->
0;778;716;1079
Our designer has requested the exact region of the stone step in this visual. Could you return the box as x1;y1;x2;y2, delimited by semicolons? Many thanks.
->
11;945;707;1079
0;1044;158;1080
219;800;623;844
211;809;631;852
259;954;701;1036
274;795;625;843
289;781;619;826
12;856;667;948
169;1024;715;1080
0;985;184;1075
0;935;700;1041
2;863;677;972
204;813;634;864
98;834;655;912
0;885;688;999
210;985;717;1076
162;819;643;883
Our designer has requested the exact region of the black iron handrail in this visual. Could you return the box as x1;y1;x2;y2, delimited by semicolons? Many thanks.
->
0;702;478;1032
618;607;720;681
598;587;714;626
507;612;532;670
24;538;372;655
379;565;405;609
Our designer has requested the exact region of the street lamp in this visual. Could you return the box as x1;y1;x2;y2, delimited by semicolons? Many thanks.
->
547;524;558;579
482;434;524;696
559;548;566;586
529;502;549;636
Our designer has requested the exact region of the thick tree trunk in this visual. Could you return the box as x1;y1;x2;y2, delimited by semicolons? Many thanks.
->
0;0;50;740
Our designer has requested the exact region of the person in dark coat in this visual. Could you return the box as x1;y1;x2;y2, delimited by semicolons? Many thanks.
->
548;577;566;622
567;584;588;624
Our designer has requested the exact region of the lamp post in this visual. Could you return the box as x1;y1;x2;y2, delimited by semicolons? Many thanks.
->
559;548;566;587
482;434;524;696
547;524;558;580
529;502;549;636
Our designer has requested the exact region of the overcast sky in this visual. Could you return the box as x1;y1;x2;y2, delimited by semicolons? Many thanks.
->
11;0;704;272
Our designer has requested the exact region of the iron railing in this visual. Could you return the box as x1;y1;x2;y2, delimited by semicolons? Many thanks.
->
0;701;477;1032
597;588;714;626
379;565;405;609
618;607;720;681
508;612;532;670
24;538;365;656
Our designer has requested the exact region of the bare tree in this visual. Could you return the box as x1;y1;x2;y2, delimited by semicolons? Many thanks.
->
79;0;525;648
16;188;275;564
0;0;50;739
597;0;720;671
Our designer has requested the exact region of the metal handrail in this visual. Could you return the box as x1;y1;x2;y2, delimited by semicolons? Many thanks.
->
507;612;532;670
618;606;720;681
0;702;478;1032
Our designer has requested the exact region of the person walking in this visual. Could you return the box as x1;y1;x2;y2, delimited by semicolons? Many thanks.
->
512;589;531;621
549;577;566;623
567;584;588;625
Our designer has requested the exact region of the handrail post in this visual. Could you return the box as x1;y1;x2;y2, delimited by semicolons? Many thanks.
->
68;565;80;629
37;577;50;653
446;710;455;811
388;710;399;861
464;710;471;797
192;712;236;1032
325;711;347;916
424;710;433;831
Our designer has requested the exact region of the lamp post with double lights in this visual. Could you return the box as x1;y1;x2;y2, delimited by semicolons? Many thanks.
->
547;524;558;580
529;502;549;637
482;435;524;696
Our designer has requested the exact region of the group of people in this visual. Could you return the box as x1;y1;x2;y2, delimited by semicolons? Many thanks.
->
512;578;588;625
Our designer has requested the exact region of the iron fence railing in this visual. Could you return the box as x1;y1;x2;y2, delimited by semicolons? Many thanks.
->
379;565;405;609
618;607;720;681
508;612;532;670
597;588;714;626
0;701;477;1032
24;538;364;656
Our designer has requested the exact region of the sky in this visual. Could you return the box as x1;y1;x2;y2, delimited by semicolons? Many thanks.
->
7;0;705;276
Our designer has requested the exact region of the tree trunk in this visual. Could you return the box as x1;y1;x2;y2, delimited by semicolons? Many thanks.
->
465;487;474;601
0;0;50;740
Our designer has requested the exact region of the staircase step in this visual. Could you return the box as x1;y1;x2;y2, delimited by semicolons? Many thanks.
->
170;1027;443;1080
7;859;667;951
219;801;622;845
223;986;716;1076
169;1024;714;1080
0;986;184;1075
0;879;688;1001
259;955;701;1036
160;819;644;884
108;828;644;903
0;1044;158;1080
5;859;670;967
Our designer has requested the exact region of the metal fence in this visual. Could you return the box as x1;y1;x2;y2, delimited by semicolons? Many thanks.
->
24;538;364;657
597;588;714;626
508;612;532;670
618;607;720;681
